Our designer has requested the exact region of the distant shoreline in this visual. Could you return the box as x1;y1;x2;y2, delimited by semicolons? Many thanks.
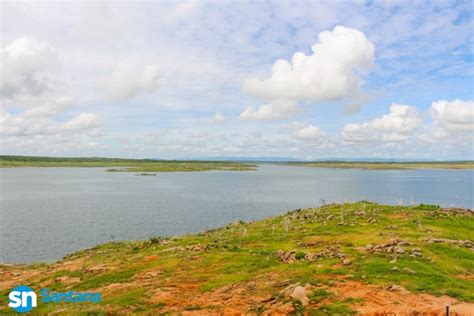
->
0;155;472;170
285;161;474;170
0;155;256;172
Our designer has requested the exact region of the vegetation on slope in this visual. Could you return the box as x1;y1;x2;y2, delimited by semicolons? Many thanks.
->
288;161;474;170
0;202;473;314
0;155;256;172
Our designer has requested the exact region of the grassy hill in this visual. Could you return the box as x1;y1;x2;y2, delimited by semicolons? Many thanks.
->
1;202;473;314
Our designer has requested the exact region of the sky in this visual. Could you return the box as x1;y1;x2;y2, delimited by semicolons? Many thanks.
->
0;0;473;160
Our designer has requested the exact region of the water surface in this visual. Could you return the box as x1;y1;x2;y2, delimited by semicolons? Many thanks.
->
0;165;472;263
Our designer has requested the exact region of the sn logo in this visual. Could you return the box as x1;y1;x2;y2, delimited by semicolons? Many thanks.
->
8;285;37;313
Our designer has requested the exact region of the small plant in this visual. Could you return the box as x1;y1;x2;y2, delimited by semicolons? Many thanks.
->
292;299;305;315
295;251;306;260
310;303;355;315
250;304;266;315
149;236;162;244
340;205;345;225
309;289;333;302
283;217;290;232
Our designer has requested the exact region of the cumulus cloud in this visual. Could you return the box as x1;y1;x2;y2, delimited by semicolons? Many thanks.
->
0;36;58;99
104;63;161;101
240;26;375;120
239;100;298;120
213;112;226;124
293;124;326;141
0;36;107;148
0;108;105;137
429;99;473;133
58;113;105;136
341;104;422;143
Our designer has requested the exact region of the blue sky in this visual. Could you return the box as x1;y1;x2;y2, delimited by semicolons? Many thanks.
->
1;0;473;159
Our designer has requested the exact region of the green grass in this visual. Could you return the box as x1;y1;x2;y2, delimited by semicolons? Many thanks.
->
0;155;256;172
288;161;474;170
0;202;472;314
309;302;355;315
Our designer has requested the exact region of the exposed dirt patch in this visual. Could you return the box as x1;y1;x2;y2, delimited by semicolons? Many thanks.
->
387;212;410;220
456;274;474;281
333;280;474;315
142;274;474;315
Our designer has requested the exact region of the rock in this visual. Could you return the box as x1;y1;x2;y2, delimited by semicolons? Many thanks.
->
290;286;309;306
186;244;206;252
143;271;160;278
367;218;377;224
373;245;383;252
277;250;297;264
85;264;108;273
365;244;374;252
402;267;416;274
159;246;185;253
426;238;473;248
410;248;423;257
305;253;321;262
386;238;400;246
342;258;352;266
391;266;400;272
394;246;405;254
279;282;300;296
387;284;404;291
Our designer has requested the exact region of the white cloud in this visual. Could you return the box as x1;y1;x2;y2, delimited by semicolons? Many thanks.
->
239;99;298;120
341;104;422;143
213;112;226;124
0;37;105;139
0;36;58;99
0;108;105;137
417;99;473;147
58;113;105;136
240;26;374;120
293;124;326;141
429;99;473;133
104;63;161;101
1;2;472;159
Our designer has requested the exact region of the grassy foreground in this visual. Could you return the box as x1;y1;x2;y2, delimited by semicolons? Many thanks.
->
0;156;256;172
1;202;473;315
289;161;474;170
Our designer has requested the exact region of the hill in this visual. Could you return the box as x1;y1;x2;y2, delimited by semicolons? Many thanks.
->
1;202;473;314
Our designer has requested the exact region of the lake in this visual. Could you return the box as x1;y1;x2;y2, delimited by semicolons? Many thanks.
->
0;165;472;263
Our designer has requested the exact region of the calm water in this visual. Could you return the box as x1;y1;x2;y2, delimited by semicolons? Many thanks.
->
0;165;472;263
